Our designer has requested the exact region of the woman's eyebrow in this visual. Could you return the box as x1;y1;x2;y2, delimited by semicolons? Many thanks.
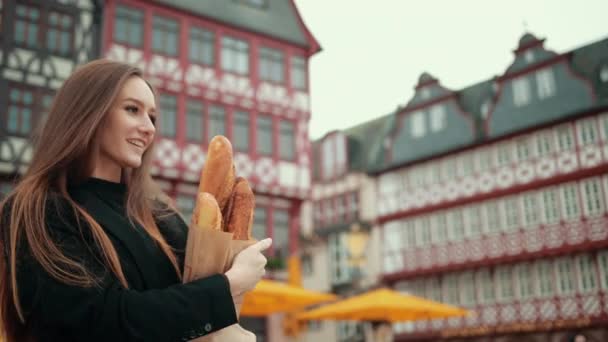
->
123;97;156;112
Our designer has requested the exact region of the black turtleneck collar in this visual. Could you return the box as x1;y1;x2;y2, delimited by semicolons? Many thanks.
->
69;177;127;206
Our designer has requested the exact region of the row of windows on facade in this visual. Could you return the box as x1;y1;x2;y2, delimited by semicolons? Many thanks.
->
2;4;75;56
157;93;297;159
313;191;360;228
114;5;307;89
382;113;608;188
175;194;290;258
394;251;608;307
4;86;298;161
383;176;607;250
407;68;557;139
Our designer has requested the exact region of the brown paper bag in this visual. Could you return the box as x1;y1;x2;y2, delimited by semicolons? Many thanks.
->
183;226;257;342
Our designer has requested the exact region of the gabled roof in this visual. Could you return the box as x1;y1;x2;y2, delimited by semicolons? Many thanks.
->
152;0;320;54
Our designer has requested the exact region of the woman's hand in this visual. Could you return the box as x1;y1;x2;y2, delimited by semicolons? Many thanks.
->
225;238;272;299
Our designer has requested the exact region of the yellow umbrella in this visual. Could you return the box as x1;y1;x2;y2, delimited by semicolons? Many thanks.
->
297;288;468;322
240;280;337;317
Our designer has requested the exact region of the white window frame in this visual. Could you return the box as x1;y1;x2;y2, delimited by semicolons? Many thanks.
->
442;274;460;305
449;209;465;241
536;68;556;99
541;188;561;224
459;272;476;305
516;137;531;161
426;277;442;302
513;77;531;107
581;178;605;217
561;183;580;220
406;220;417;248
497;266;514;302
536;131;553;157
476;269;495;304
466;206;484;237
433;214;447;244
410;111;426;138
329;233;351;285
478;148;494;172
497;143;513;167
578;119;598;146
430;105;446;132
555;257;575;295
599;251;608;290
383;222;403;273
523;192;540;227
516;263;536;299
484;201;502;234
536;260;555;297
504;197;520;231
417;217;432;246
576;254;597;293
556;125;575;151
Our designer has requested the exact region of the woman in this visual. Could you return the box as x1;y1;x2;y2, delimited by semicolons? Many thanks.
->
0;59;271;341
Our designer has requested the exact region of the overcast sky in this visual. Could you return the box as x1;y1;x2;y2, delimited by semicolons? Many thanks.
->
293;0;608;139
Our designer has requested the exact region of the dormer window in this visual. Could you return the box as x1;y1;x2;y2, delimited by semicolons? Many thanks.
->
410;111;425;138
430;105;446;132
320;133;347;180
536;68;556;99
524;50;534;63
513;77;531;107
600;64;608;83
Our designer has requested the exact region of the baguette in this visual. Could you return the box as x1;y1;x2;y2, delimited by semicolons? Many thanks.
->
192;192;222;231
199;135;236;212
224;177;255;240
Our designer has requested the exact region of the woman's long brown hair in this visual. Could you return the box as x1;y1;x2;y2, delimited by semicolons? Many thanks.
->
0;59;181;341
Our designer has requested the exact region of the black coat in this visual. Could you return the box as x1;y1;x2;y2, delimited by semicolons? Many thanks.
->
6;178;237;342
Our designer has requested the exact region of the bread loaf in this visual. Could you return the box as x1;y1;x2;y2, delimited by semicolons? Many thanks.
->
192;192;222;231
224;177;255;240
198;135;236;212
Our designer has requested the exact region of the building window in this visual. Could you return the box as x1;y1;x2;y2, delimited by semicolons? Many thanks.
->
599;251;608;290
47;11;74;55
279;121;295;161
579;119;598;146
497;267;514;301
516;264;535;299
233;110;250;152
186;99;204;142
485;202;502;233
348;192;359;221
405;220;417;248
14;4;40;48
504;198;520;231
562;183;580;220
208;105;225;139
577;254;597;293
460;272;476;305
273;209;289;259
462;154;475;177
252;207;267;241
189;27;214;65
329;233;351;284
467;206;483;237
175;194;195;224
496;144;512;167
159;94;176;137
418;217;432;245
443;274;460;305
152;16;179;56
383;222;403;273
542;188;560;224
523;193;539;226
513;77;531;107
257;115;273;156
536;68;556;99
234;0;268;9
410;111;425;138
259;47;284;83
556;257;575;294
537;132;553;156
516;138;530;161
430;105;446;132
7;87;33;135
478;149;493;172
301;254;313;276
313;201;323;228
432;214;447;244
536;261;554;297
336;195;347;223
582;178;604;216
557;125;574;151
476;269;495;304
426;277;442;302
449;209;465;241
291;56;307;89
320;134;347;180
221;36;249;74
114;5;143;47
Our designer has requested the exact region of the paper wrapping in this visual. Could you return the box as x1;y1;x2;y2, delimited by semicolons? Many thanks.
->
183;226;257;342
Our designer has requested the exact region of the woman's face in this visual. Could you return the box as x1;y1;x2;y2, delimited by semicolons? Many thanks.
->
93;76;157;181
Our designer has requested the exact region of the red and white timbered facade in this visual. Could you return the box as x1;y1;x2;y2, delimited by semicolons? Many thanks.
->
101;0;319;258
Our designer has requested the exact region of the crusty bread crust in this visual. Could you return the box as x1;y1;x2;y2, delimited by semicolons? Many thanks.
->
199;136;236;212
224;177;255;240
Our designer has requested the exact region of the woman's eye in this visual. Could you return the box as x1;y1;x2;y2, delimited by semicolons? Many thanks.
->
125;105;138;113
